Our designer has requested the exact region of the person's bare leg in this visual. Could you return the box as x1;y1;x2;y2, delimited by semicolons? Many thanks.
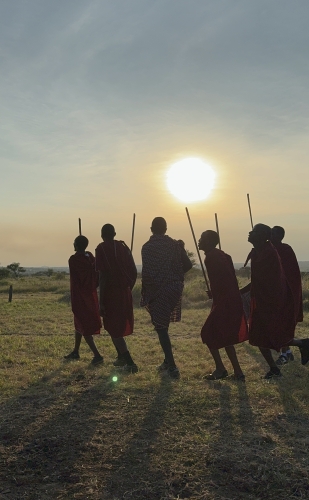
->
112;337;136;367
259;347;277;369
225;345;244;377
290;337;309;365
84;335;102;358
73;331;82;353
112;337;128;354
64;331;82;359
156;328;177;369
209;348;227;377
290;338;304;347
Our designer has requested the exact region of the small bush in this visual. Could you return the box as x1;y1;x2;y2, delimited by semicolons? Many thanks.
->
0;268;11;280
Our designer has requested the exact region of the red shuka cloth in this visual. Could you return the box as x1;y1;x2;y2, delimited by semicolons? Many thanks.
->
274;242;303;323
249;242;295;351
95;240;137;338
69;252;101;336
201;249;248;349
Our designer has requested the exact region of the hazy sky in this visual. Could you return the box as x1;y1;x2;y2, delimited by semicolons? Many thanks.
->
1;0;309;266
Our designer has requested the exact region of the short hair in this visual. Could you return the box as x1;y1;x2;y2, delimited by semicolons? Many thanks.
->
151;217;167;234
201;230;219;247
272;225;285;240
254;223;271;240
101;224;116;239
74;235;89;251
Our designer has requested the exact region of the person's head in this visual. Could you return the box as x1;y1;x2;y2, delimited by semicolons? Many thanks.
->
198;230;219;253
101;224;116;241
271;226;285;245
151;217;167;235
74;235;89;252
248;223;271;247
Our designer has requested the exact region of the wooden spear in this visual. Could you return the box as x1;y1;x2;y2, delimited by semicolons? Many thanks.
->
247;193;254;229
130;213;136;252
78;218;82;236
185;207;210;293
214;213;221;250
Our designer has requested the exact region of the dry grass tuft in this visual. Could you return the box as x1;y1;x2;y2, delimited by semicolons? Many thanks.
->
0;276;309;499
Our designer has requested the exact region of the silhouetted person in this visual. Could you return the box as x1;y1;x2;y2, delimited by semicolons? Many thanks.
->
65;235;103;364
247;224;309;378
198;230;248;380
271;226;303;365
95;224;138;373
141;217;192;379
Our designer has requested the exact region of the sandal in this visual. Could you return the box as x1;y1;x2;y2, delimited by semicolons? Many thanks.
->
203;369;228;380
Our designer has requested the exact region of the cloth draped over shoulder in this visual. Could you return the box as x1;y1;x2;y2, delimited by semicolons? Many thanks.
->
274;242;303;323
249;242;295;351
140;234;185;329
69;252;101;336
201;249;248;349
95;240;137;338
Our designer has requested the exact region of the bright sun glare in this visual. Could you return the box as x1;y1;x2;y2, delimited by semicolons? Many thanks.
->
166;158;215;203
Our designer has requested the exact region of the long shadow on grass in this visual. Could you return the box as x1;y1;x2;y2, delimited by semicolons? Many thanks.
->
0;365;80;440
103;376;174;500
3;372;117;498
271;370;309;470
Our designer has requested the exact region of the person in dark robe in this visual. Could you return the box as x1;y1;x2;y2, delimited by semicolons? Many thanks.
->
141;217;192;379
270;225;303;365
246;224;309;378
65;235;103;365
198;230;248;380
95;224;138;373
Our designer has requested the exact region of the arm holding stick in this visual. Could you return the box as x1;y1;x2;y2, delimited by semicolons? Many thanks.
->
185;207;211;293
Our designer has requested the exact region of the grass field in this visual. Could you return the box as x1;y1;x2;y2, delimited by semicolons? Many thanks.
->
0;272;309;500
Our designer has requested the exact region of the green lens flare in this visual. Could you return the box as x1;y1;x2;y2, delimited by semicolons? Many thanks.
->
112;376;118;382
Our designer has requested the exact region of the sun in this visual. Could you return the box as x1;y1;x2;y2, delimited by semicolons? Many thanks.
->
166;158;215;203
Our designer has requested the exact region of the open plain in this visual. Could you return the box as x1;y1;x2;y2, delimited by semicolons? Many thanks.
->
0;271;309;500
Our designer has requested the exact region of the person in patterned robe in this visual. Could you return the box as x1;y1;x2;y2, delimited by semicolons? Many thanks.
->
141;217;192;379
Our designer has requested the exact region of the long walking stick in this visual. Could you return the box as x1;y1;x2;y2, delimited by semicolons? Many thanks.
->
214;213;221;250
78;218;82;236
247;194;254;229
185;207;210;293
244;194;254;267
130;213;136;252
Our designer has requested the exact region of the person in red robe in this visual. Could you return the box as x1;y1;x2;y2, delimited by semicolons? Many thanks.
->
198;230;248;380
95;224;138;373
65;235;103;365
270;226;303;365
247;224;309;378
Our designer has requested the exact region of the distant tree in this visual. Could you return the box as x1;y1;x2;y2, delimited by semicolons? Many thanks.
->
47;268;54;277
186;249;198;267
7;262;26;278
0;268;11;279
54;271;66;280
236;267;251;279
